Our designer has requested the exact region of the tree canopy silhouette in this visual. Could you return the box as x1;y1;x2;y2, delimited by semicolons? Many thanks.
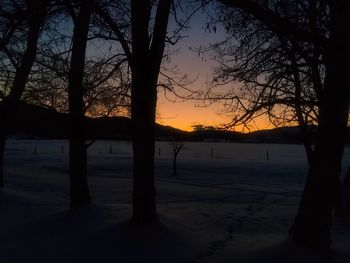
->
214;0;350;250
0;0;49;188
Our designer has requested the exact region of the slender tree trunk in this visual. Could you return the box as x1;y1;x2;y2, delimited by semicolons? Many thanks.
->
0;0;47;189
173;154;178;175
280;37;315;165
173;145;182;175
291;52;314;165
291;1;350;249
68;0;92;208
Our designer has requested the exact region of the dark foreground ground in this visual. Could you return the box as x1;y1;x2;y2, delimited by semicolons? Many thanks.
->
1;140;349;262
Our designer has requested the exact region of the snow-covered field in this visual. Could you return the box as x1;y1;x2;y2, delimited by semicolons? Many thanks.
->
1;140;349;263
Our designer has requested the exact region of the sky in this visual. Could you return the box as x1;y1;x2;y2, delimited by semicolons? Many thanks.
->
82;4;272;132
155;9;271;132
157;12;226;131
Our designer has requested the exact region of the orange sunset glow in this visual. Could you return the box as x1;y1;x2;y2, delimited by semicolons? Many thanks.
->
155;14;273;132
157;98;272;132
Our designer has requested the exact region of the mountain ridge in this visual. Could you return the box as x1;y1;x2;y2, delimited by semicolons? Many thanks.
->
5;102;328;144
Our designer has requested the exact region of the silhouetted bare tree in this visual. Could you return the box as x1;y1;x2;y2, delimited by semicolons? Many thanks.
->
204;1;324;161
95;0;175;223
0;0;49;188
23;11;131;117
3;0;131;206
67;0;93;208
170;139;184;175
130;0;172;222
216;0;350;250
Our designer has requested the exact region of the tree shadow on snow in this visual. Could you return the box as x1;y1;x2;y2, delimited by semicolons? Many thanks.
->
0;203;194;263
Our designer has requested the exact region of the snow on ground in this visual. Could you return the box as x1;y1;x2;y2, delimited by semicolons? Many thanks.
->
1;140;349;263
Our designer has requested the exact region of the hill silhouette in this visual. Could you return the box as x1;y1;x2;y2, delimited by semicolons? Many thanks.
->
7;102;326;143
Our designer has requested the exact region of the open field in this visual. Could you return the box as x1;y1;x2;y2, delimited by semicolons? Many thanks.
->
1;140;349;263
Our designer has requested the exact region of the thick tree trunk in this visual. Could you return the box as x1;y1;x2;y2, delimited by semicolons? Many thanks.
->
69;139;90;208
291;1;350;249
130;0;172;223
291;99;348;249
131;67;158;222
132;130;157;222
68;0;92;208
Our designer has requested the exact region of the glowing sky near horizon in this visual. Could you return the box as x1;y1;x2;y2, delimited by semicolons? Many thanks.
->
156;11;271;132
85;5;272;132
